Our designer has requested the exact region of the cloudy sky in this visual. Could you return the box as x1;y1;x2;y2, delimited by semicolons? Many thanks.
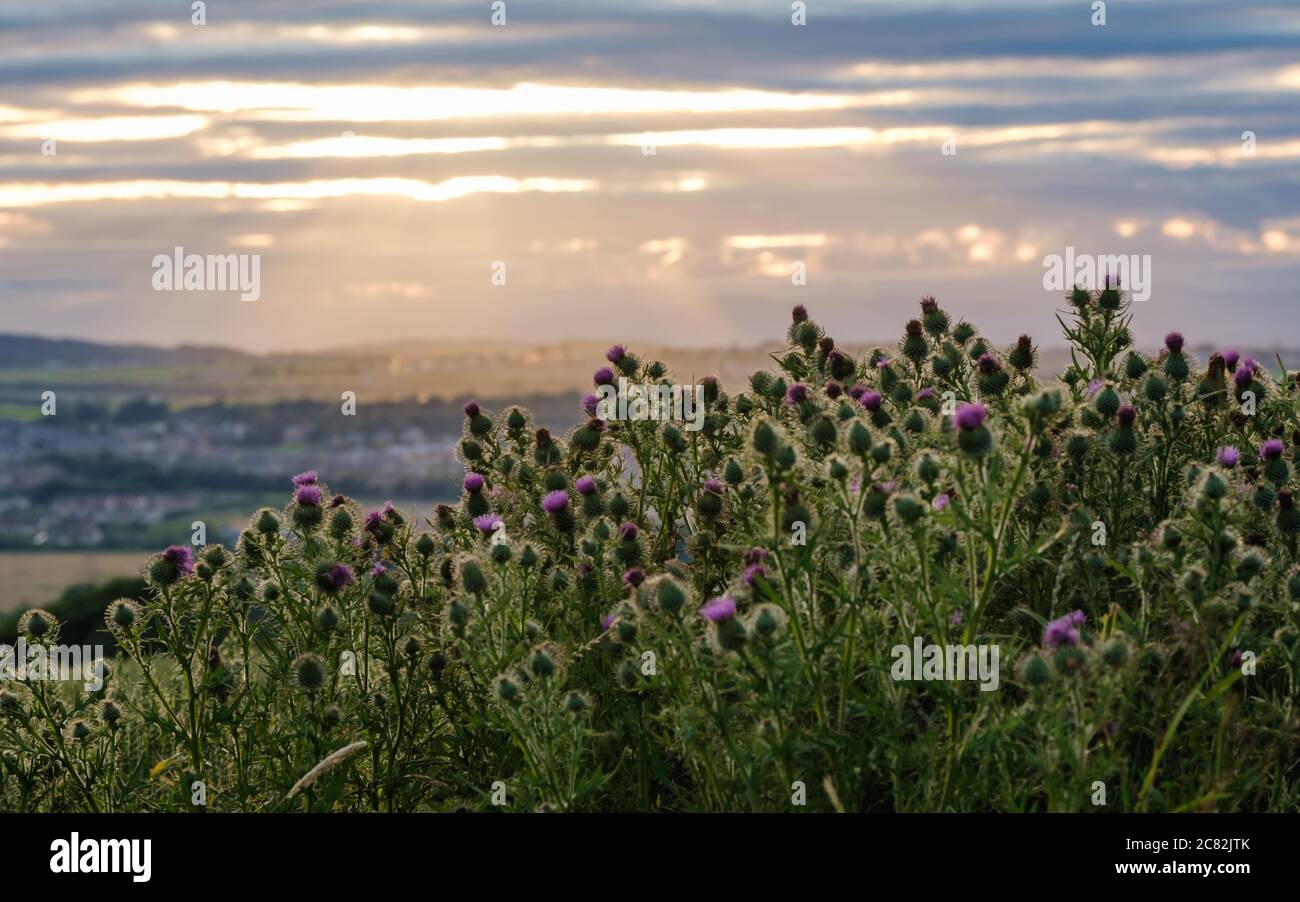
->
1;0;1298;353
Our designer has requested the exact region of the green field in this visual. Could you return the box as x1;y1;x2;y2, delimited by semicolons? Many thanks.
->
0;551;144;611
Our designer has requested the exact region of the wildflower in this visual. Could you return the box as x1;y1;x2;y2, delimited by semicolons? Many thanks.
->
100;700;122;728
292;470;319;487
785;383;808;405
593;366;615;387
859;390;883;412
623;567;646;589
18;608;55;639
1217;446;1240;468
295;484;322;506
699;595;737;622
954;402;986;431
1223;349;1240;370
575;475;598;495
105;598;141;631
1043;610;1084;649
932;493;950;512
314;562;354;595
1260;438;1284;460
473;513;503;535
791;304;808;323
463;472;485;493
1085;378;1104;399
1164;332;1184;354
582;393;601;417
291;654;327;693
743;563;768;588
1233;367;1253;389
606;345;626;364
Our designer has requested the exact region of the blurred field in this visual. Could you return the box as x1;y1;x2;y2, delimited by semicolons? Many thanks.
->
0;552;143;611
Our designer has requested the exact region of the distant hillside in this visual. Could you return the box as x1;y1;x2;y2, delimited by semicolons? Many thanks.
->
0;333;1294;410
0;334;252;370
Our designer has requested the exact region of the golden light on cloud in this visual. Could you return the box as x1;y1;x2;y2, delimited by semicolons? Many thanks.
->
1162;218;1198;239
0;114;208;142
0;176;596;207
1262;229;1289;252
249;134;513;158
73;81;873;122
1113;219;1141;238
726;234;827;249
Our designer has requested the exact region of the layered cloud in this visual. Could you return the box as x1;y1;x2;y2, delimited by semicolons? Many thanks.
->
1;0;1298;350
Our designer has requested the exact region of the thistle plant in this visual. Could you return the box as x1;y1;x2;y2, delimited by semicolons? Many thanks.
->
3;292;1298;812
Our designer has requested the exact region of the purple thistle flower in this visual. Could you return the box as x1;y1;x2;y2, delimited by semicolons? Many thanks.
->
1233;367;1253;389
699;595;737;623
463;400;480;418
1260;438;1285;461
323;562;354;591
860;390;883;412
1228;649;1244;667
601;612;617;632
743;563;767;588
743;548;768;565
606;345;626;363
1164;332;1184;354
1217;446;1240;468
364;510;384;532
702;477;723;495
876;357;893;370
618;521;639;541
976;353;1000;374
369;561;385;577
954;402;987;431
785;383;808;405
1043;610;1084;649
473;514;503;534
463;472;485;493
932;493;951;511
825;382;843;399
295;485;322;506
162;545;195;577
1117;404;1137;427
848;383;868;400
1241;356;1258;375
292;470;319;487
1086;378;1105;399
593;367;615;387
1222;350;1240;370
791;304;808;323
575;475;598;495
541;490;569;514
582;392;601;417
382;500;397;517
623;567;645;588
916;387;937;401
949;611;963;626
